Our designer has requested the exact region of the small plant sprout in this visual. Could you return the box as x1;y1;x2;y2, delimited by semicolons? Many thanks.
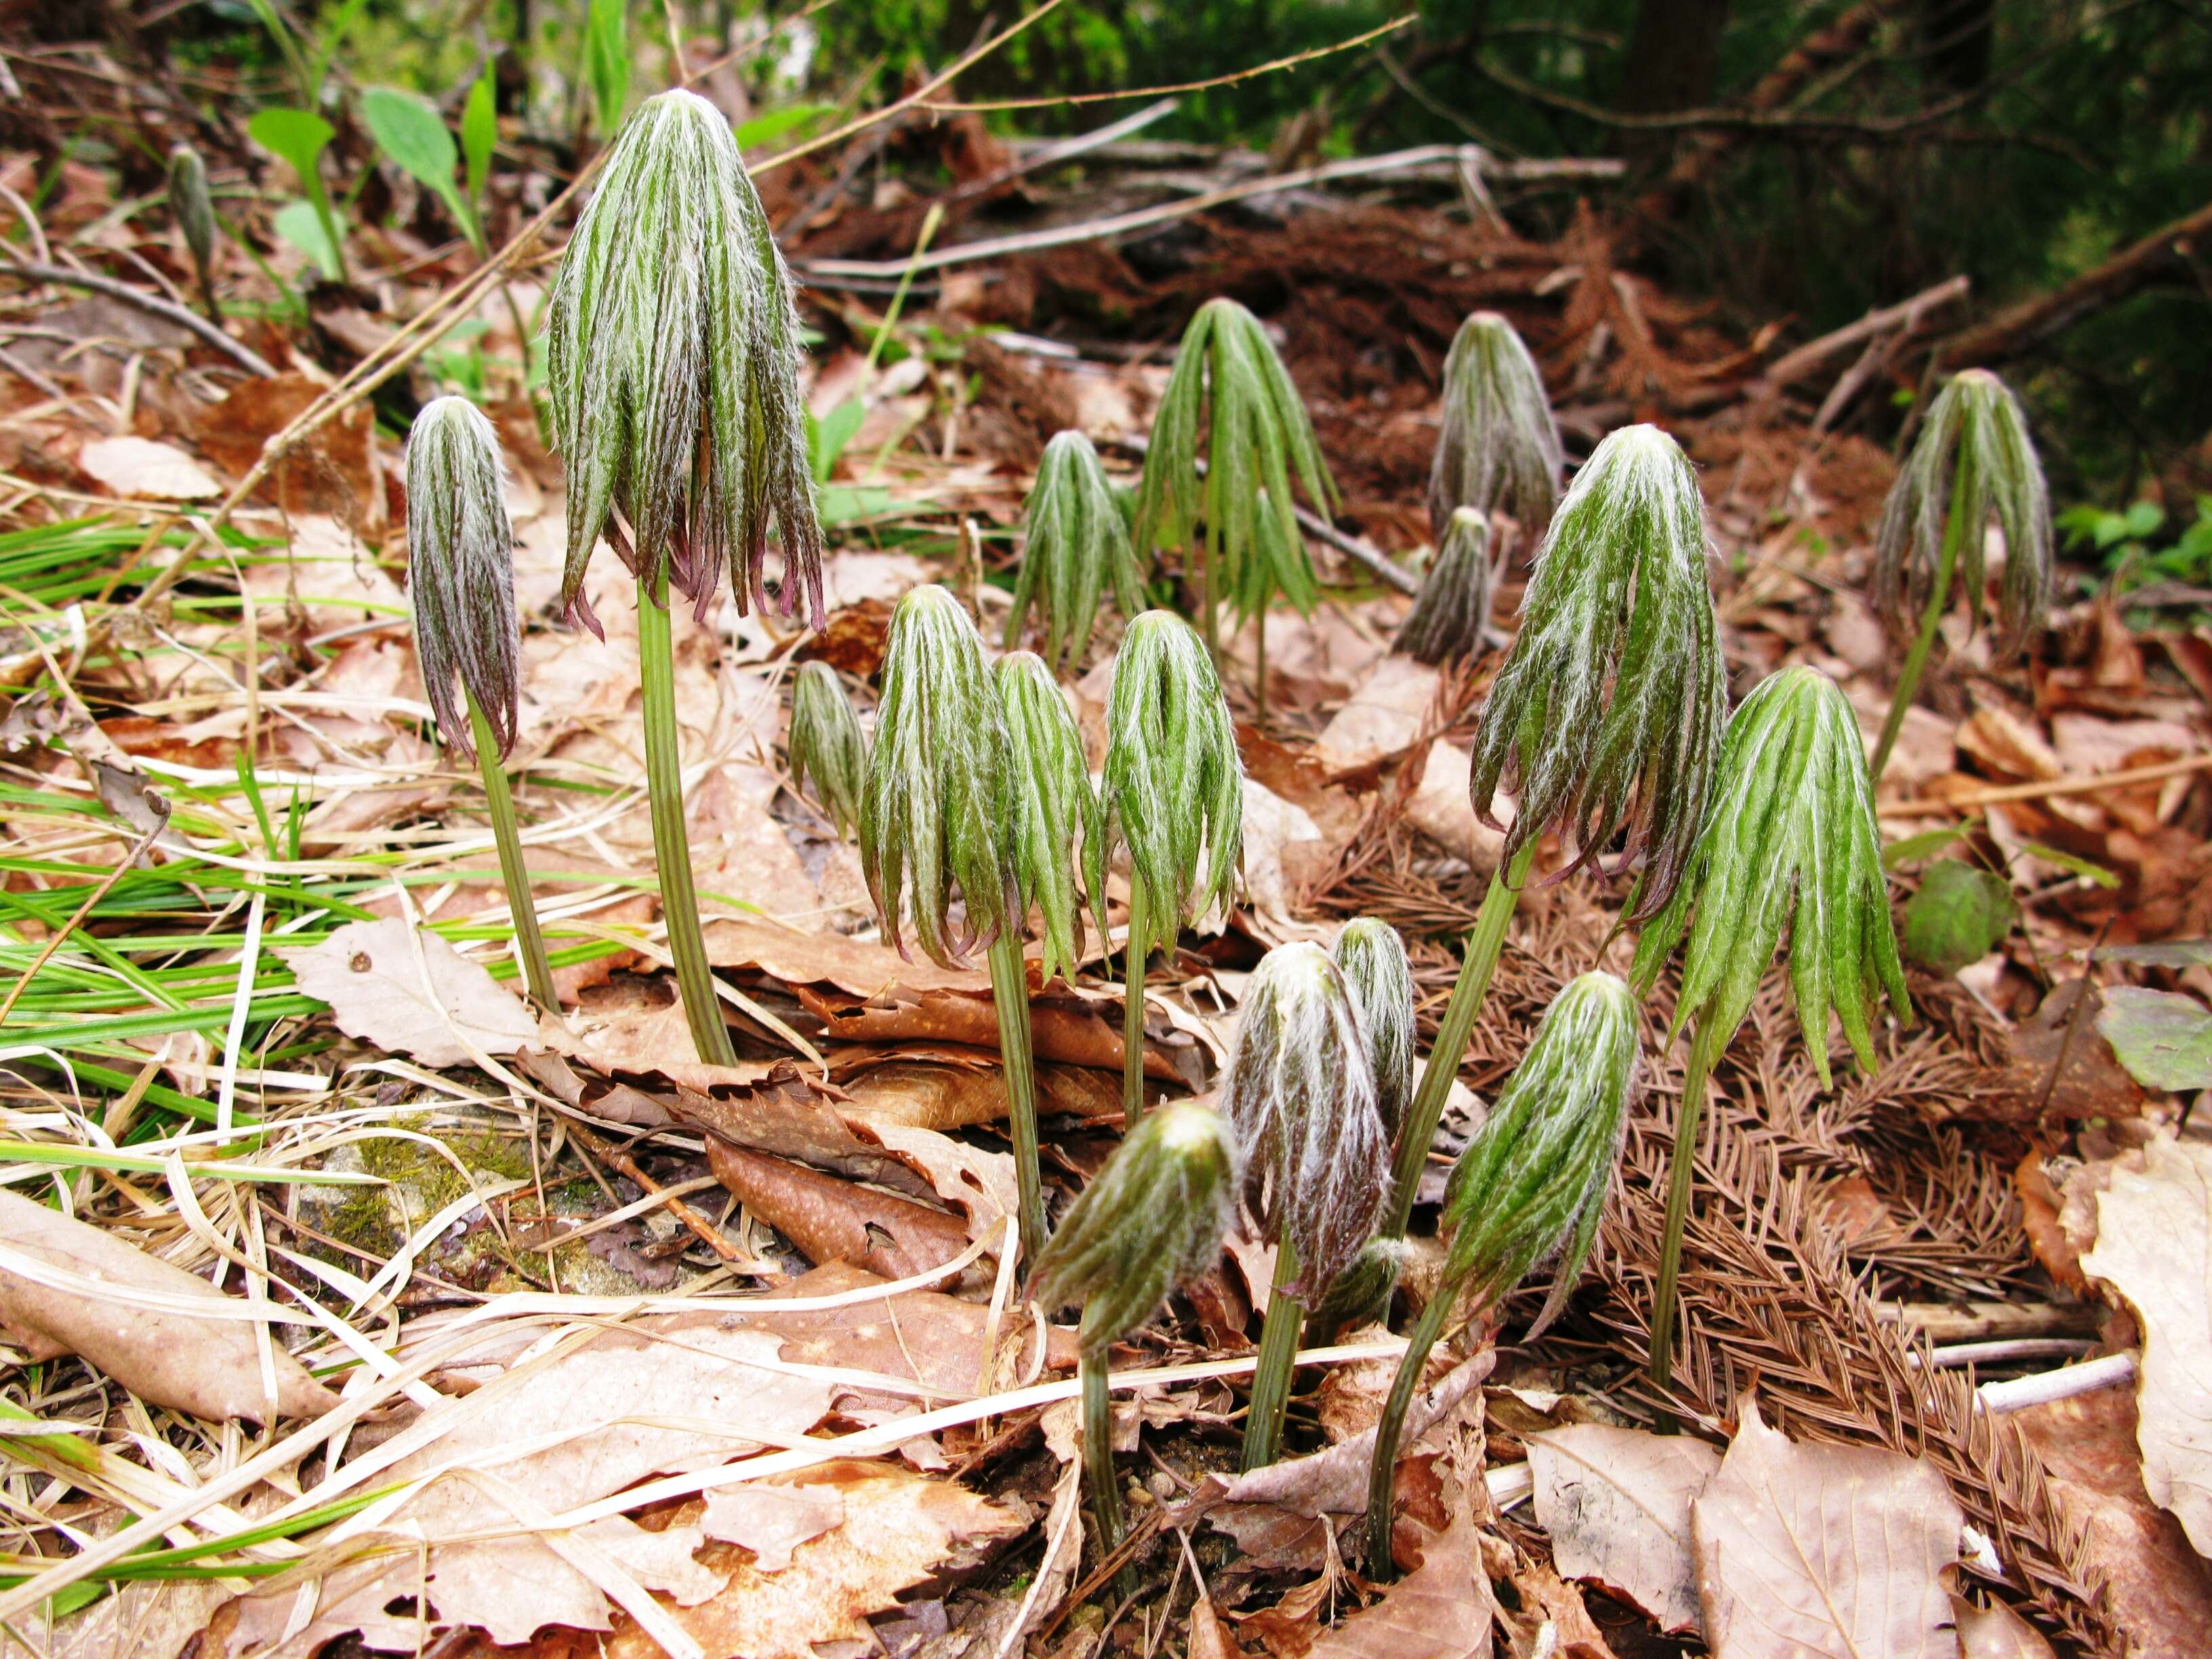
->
1103;610;1244;1127
861;586;1048;1263
1397;506;1495;668
1134;297;1338;659
1305;917;1416;1341
996;651;1107;989
1007;430;1147;674
1427;310;1563;540
1222;941;1391;1471
167;144;220;321
405;397;557;1013
1365;970;1637;1574
1029;1099;1237;1572
1378;424;1722;1261
544;87;827;1068
787;661;867;839
1629;663;1909;1387
1870;369;2053;780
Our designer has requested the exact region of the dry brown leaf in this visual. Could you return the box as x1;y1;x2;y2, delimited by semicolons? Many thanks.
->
279;917;539;1067
216;1323;836;1652
76;434;222;499
1304;1508;1492;1659
1189;1596;1249;1659
1313;656;1441;777
1406;740;1510;872
699;1481;844;1571
1242;778;1330;943
806;982;1186;1082
1951;1596;2057;1658
1529;1422;1719;1635
836;1056;1124;1130
2011;1386;2212;1658
0;1189;337;1422
704;912;988;996
586;1461;1024;1659
550;991;783;1088
743;1262;1076;1397
1690;1399;1964;1659
706;1139;977;1277
2077;1133;2212;1555
1958;704;2061;781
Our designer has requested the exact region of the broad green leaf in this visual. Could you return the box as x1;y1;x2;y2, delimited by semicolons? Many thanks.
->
1901;860;2017;975
272;197;342;280
1883;823;1974;870
733;102;836;151
359;87;470;234
583;0;630;136
461;73;497;213
2097;986;2212;1092
2018;840;2119;889
247;107;333;184
2098;939;2212;968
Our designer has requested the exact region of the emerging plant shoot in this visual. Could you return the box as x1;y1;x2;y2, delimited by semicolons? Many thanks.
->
543;87;827;1067
1629;663;1909;1385
1222;941;1389;1469
405;396;557;1012
1379;424;1721;1267
1029;1099;1237;1572
1103;610;1244;1126
1008;430;1148;674
861;586;1050;1261
1426;310;1562;539
787;661;867;840
1134;298;1337;658
1366;971;1637;1572
1869;369;2052;779
1397;506;1495;668
167;144;220;321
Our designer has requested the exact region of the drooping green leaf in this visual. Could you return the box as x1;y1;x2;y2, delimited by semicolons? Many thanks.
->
2097;986;2212;1092
1901;860;2018;975
360;87;468;232
461;73;497;214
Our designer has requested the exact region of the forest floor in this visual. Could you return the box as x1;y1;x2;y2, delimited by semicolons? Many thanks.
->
1;43;2211;1659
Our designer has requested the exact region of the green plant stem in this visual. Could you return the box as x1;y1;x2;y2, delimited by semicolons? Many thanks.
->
1378;842;1536;1244
1364;1284;1454;1576
1122;880;1149;1128
636;569;739;1068
1080;1350;1129;1593
987;928;1046;1265
464;690;557;1014
1870;457;1971;780
1239;1238;1303;1471
1647;1015;1722;1390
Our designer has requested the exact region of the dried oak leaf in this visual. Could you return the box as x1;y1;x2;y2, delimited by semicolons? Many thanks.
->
279;916;539;1067
1690;1399;1963;1659
0;1188;337;1422
2077;1133;2212;1556
1529;1422;1720;1635
583;1460;1024;1659
1305;1507;1492;1659
706;1140;975;1279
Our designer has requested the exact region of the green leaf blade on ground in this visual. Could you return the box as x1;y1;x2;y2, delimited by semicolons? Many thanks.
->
359;86;467;226
1901;860;2018;975
2098;986;2212;1093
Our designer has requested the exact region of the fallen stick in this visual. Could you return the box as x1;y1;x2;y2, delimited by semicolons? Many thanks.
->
0;256;280;378
1757;274;1970;390
797;144;1625;282
1880;752;2212;816
1976;1351;2137;1414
